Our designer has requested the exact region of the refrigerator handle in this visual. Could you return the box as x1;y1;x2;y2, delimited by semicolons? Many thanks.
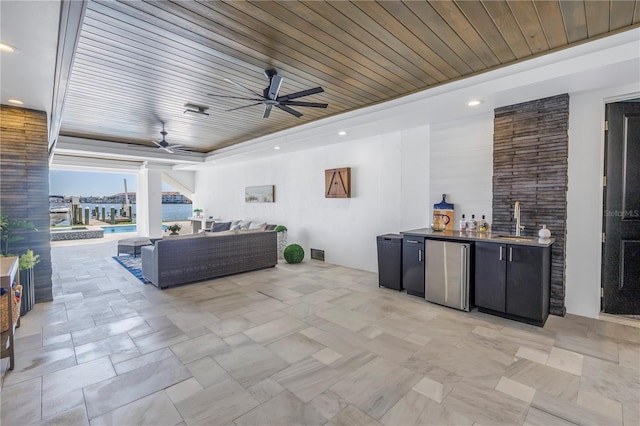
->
499;246;503;261
418;249;422;262
509;247;513;262
460;245;467;309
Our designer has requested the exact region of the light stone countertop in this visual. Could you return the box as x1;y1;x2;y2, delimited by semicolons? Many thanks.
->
401;228;555;247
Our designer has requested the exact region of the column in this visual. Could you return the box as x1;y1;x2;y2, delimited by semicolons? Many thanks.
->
137;163;164;238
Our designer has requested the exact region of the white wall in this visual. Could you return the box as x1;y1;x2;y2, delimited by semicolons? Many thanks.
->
196;127;429;272
430;114;494;229
566;83;640;318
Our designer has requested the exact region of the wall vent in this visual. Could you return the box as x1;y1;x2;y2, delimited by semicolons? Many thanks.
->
310;249;325;261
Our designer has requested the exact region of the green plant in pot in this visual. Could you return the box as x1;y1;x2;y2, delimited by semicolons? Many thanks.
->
193;208;203;218
166;223;182;235
18;250;39;315
1;213;39;315
275;225;288;259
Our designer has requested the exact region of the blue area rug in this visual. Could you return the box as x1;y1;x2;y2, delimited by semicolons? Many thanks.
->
113;256;150;284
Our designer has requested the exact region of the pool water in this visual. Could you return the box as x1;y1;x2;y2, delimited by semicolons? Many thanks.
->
101;225;170;233
101;225;137;233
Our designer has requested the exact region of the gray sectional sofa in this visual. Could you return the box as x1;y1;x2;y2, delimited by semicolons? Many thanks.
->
141;230;277;289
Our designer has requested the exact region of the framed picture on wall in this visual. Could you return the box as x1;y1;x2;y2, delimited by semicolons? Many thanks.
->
245;185;275;203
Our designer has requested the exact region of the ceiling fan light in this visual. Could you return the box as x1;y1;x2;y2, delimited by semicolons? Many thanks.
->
467;100;483;106
338;131;347;136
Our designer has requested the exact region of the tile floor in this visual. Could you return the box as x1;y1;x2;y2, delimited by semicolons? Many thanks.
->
1;238;639;425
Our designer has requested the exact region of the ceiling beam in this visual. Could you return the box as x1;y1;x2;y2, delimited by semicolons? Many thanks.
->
55;135;206;165
49;0;87;152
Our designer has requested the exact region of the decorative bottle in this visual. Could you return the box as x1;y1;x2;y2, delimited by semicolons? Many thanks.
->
538;225;551;239
459;214;467;232
478;215;489;233
467;214;477;232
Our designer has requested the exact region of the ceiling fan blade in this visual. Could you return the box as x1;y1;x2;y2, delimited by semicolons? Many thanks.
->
280;101;328;108
267;75;283;100
278;87;324;101
224;78;264;98
275;104;303;118
207;94;263;101
169;144;184;149
152;140;163;147
161;146;174;154
263;104;273;118
225;102;262;112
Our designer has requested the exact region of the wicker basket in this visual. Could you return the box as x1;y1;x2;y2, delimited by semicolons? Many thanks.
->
1;284;21;332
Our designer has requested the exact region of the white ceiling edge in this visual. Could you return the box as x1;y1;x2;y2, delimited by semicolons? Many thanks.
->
54;135;206;166
199;27;640;168
50;154;144;173
0;0;61;113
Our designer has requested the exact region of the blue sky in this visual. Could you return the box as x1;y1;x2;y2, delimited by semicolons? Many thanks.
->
50;171;173;197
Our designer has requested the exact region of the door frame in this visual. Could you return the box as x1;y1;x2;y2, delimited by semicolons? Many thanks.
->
601;95;640;313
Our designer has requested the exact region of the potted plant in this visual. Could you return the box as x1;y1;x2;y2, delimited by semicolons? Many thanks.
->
275;225;287;259
193;208;204;219
18;249;39;315
166;223;182;235
1;213;38;315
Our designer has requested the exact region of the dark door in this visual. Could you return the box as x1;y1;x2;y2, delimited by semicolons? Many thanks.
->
603;102;640;314
506;245;549;321
475;242;506;312
403;237;425;297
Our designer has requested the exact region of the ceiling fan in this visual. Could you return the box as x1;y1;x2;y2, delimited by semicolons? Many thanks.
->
152;124;184;153
209;69;328;118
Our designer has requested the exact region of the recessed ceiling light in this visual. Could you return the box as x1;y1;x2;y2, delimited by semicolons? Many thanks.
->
467;100;482;107
274;146;281;150
338;131;347;136
7;99;23;105
0;42;16;53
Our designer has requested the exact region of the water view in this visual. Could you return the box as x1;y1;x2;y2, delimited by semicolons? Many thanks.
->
52;203;193;227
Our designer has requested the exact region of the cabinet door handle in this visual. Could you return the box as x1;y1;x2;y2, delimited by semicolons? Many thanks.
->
499;246;503;261
406;240;418;244
418;249;423;262
509;247;513;262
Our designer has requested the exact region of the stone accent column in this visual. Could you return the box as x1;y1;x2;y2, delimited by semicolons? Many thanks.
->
492;94;569;316
0;106;53;302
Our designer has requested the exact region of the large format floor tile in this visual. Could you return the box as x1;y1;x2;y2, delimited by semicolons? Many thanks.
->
0;239;638;426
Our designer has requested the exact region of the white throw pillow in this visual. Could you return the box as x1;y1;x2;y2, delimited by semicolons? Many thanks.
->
238;220;252;230
248;221;266;231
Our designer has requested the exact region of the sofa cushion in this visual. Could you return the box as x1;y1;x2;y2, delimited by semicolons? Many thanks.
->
210;221;232;232
163;232;205;240
238;220;252;230
265;224;277;231
248;221;267;231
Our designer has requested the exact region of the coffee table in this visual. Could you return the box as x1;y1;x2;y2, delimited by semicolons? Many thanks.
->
117;237;152;257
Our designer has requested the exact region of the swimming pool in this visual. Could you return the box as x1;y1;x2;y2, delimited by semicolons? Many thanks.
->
101;225;137;233
101;225;170;233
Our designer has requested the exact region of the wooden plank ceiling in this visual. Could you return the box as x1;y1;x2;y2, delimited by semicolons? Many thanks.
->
59;0;640;153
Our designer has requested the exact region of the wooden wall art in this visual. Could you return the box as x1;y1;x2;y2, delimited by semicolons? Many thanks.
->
325;167;351;198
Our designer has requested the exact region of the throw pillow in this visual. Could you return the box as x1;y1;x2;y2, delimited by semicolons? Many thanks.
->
238;220;252;230
210;221;232;232
231;224;242;230
265;224;277;231
248;221;266;231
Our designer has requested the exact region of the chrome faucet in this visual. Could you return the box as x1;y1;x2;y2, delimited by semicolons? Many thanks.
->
514;201;524;236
